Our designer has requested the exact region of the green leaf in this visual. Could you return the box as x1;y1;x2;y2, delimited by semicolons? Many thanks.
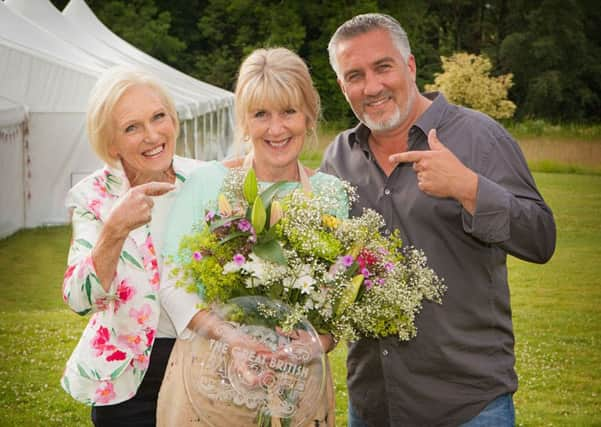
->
219;231;250;245
259;181;289;207
84;276;92;306
243;168;258;204
208;215;244;232
110;359;131;380
120;251;144;270
77;364;91;380
251;195;267;234
253;240;287;265
335;274;364;316
145;294;156;300
76;308;91;316
76;238;93;249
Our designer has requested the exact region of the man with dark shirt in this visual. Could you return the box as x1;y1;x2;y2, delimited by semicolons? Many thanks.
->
320;13;556;427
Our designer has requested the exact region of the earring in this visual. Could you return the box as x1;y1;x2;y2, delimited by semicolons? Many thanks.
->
243;135;250;142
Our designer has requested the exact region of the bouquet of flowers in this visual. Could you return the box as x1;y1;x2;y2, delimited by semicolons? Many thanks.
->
172;168;446;343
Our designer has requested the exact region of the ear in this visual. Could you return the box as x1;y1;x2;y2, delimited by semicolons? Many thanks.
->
407;54;417;82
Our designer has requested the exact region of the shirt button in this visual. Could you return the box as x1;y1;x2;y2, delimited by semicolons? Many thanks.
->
384;188;391;195
384;229;391;236
382;349;389;356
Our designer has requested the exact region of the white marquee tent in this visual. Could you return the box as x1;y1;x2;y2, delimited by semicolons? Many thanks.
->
0;0;235;238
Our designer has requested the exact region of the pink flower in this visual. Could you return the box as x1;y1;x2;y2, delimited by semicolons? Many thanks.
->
87;199;102;218
63;264;76;280
91;326;115;357
93;178;108;198
94;381;116;404
193;251;203;261
129;304;152;325
131;353;150;370
144;235;156;257
118;333;145;354
341;255;354;267
146;329;155;347
233;253;246;266
114;280;136;312
106;350;127;362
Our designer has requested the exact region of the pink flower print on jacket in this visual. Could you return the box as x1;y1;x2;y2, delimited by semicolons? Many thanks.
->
93;177;109;198
129;304;152;325
118;332;145;355
131;353;150;370
106;350;127;362
87;199;103;219
113;280;136;313
94;381;116;405
141;234;160;290
91;326;116;357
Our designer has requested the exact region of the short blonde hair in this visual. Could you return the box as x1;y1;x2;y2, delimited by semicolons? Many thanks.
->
86;66;179;166
233;47;320;151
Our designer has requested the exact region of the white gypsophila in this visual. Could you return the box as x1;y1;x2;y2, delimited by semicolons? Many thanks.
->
240;253;287;287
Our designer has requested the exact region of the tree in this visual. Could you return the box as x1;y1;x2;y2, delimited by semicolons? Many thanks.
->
426;52;516;119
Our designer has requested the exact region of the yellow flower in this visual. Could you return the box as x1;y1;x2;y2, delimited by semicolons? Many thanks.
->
322;214;340;229
270;200;283;227
218;194;232;217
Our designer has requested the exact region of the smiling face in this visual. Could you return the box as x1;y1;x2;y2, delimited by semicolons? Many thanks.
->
108;84;176;186
246;103;307;182
335;29;418;133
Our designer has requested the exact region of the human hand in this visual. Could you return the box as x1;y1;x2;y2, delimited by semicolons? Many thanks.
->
105;181;175;237
388;129;478;213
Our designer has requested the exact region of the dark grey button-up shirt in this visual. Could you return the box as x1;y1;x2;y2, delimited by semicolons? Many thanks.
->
320;93;556;426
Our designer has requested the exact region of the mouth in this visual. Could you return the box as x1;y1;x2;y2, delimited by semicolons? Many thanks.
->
364;95;392;109
266;137;291;149
142;144;165;158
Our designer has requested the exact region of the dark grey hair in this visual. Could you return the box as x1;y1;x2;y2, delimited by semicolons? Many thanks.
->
328;13;411;78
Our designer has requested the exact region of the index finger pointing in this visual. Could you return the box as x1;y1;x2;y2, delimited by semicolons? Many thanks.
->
389;151;428;164
137;181;176;196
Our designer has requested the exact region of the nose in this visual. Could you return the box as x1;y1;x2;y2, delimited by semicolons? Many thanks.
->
363;70;384;96
267;115;286;136
143;124;161;143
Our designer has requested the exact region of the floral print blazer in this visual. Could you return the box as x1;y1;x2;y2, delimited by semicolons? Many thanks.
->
61;155;201;406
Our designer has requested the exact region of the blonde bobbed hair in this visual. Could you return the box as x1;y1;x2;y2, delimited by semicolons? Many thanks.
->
233;47;321;152
86;66;179;167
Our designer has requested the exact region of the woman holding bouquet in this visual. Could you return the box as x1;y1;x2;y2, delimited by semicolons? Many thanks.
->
156;47;348;426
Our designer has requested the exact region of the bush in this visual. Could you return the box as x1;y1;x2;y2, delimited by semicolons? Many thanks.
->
426;53;516;120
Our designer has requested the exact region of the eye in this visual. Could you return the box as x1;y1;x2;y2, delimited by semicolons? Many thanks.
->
376;63;392;72
346;72;361;83
253;110;267;119
284;108;297;115
153;112;166;121
125;124;136;133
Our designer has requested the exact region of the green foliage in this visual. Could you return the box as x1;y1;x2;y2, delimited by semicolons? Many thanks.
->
93;0;186;64
426;53;516;119
48;0;601;123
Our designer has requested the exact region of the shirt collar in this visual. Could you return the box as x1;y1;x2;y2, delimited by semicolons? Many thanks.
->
346;91;450;146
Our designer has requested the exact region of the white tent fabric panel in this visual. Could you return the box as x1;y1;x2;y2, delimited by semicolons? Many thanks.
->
25;112;101;226
0;97;27;238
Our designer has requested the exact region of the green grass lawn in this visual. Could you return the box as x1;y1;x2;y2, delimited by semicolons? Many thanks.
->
1;172;600;426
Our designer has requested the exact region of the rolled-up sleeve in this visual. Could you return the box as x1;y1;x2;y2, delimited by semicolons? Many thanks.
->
462;132;556;263
62;202;114;315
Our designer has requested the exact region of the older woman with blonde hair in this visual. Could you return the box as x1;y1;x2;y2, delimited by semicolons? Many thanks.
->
156;47;346;426
61;66;202;426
